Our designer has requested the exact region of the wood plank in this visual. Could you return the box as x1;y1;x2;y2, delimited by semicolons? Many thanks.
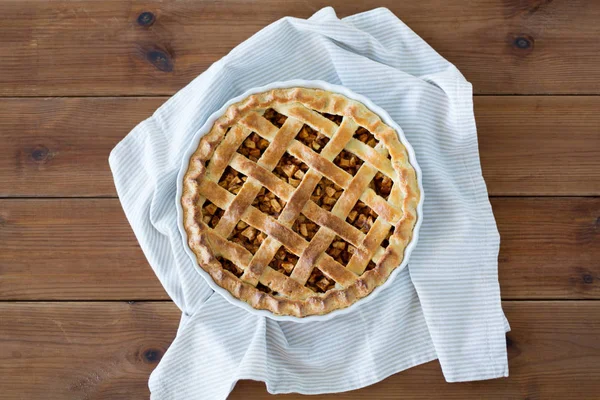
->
1;96;598;197
1;301;599;399
231;301;600;400
495;197;600;299
0;302;179;400
1;198;598;300
477;96;600;196
0;97;166;197
0;1;598;96
0;199;169;300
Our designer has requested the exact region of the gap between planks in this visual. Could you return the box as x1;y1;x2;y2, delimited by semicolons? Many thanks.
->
2;195;600;200
1;94;600;99
1;299;598;303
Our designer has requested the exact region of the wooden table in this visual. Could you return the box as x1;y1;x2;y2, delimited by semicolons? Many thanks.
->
1;1;599;399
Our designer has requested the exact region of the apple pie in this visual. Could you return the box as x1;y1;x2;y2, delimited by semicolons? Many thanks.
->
181;87;419;317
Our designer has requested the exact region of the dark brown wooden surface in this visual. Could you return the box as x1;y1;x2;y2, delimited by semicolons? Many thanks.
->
1;1;599;96
1;0;599;398
1;301;598;400
1;96;599;198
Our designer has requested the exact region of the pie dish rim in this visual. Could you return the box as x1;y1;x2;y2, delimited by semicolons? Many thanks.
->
175;79;424;323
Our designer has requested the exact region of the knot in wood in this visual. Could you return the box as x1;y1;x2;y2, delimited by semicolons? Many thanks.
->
137;12;155;27
514;35;534;50
143;348;163;363
31;145;50;162
146;50;174;72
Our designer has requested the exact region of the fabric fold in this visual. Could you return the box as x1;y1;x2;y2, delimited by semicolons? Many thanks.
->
109;7;508;399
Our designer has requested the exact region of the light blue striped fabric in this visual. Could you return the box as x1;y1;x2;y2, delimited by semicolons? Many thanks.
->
109;7;509;399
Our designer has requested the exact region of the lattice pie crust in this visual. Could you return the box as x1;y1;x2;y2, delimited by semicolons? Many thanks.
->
181;87;419;317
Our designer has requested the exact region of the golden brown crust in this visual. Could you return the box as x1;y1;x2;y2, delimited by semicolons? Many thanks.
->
181;87;420;317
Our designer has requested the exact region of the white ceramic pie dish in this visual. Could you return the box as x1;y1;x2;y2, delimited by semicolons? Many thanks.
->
175;80;424;323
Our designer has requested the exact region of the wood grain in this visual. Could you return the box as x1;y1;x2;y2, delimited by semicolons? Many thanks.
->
495;197;600;299
0;97;166;197
1;301;599;399
1;198;597;300
477;96;600;196
0;199;169;300
1;1;599;96
231;301;600;400
1;96;598;197
0;302;179;400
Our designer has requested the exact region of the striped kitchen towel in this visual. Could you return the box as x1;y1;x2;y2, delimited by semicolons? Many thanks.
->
109;7;509;399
